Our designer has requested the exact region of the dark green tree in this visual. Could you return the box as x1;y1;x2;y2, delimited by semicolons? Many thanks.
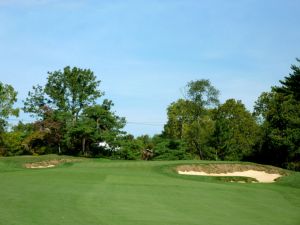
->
65;102;125;156
254;59;300;170
254;92;300;169
274;58;300;101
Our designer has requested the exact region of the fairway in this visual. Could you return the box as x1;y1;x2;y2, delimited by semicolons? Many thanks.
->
0;156;300;225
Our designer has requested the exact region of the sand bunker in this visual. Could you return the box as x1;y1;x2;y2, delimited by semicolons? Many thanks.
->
24;159;77;169
177;164;285;183
178;170;281;183
28;164;56;169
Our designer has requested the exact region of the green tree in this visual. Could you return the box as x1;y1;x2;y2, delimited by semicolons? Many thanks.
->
84;102;125;156
24;66;103;121
213;99;260;161
163;99;190;139
183;114;215;159
115;135;143;160
254;91;300;169
164;79;220;159
254;59;300;170
65;102;125;156
0;81;19;130
186;79;220;110
2;131;24;156
274;58;300;100
0;82;19;155
23;85;47;118
45;66;103;121
23;66;125;156
151;135;190;160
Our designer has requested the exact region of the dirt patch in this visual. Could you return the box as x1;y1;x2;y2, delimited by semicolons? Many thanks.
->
24;159;78;169
177;164;286;183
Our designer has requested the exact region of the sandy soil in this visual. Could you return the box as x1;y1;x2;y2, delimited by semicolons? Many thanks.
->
178;170;282;183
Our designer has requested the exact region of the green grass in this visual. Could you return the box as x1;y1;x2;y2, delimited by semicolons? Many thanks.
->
0;155;300;225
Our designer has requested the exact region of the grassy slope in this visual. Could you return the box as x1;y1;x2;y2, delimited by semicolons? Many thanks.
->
0;155;299;225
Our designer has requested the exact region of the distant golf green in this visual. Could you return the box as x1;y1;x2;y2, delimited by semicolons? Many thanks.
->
0;155;299;225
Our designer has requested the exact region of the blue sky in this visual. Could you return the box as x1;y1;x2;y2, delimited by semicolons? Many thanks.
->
1;0;300;136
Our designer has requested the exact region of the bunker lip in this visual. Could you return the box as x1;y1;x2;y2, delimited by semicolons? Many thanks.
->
177;164;286;183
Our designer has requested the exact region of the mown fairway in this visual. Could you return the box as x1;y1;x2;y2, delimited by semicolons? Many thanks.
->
0;155;300;225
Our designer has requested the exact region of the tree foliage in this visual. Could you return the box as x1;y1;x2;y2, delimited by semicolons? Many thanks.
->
213;99;260;161
22;66;125;156
186;79;220;109
254;59;300;170
0;81;19;154
164;79;219;159
274;58;300;101
163;99;190;139
0;81;19;129
2;61;300;171
254;92;300;169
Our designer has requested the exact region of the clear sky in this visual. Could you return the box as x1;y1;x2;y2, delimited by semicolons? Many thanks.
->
1;0;300;136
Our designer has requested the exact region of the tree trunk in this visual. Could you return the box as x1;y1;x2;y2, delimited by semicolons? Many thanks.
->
82;137;86;156
193;140;203;160
198;147;203;160
58;144;61;154
97;118;100;131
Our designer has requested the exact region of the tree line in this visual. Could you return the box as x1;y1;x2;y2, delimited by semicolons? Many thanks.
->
0;60;299;170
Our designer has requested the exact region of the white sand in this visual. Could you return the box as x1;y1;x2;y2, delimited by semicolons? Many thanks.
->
178;170;282;183
29;165;55;169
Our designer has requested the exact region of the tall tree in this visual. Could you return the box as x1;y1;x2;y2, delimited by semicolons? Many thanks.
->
23;85;47;118
44;66;103;121
23;66;125;156
274;58;300;101
0;82;19;154
184;80;219;159
254;59;300;170
0;81;19;129
163;99;190;139
213;99;260;161
183;114;215;159
254;91;300;169
186;79;220;109
79;102;126;155
164;79;219;159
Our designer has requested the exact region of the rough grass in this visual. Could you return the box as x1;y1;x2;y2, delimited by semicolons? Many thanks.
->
0;155;299;225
